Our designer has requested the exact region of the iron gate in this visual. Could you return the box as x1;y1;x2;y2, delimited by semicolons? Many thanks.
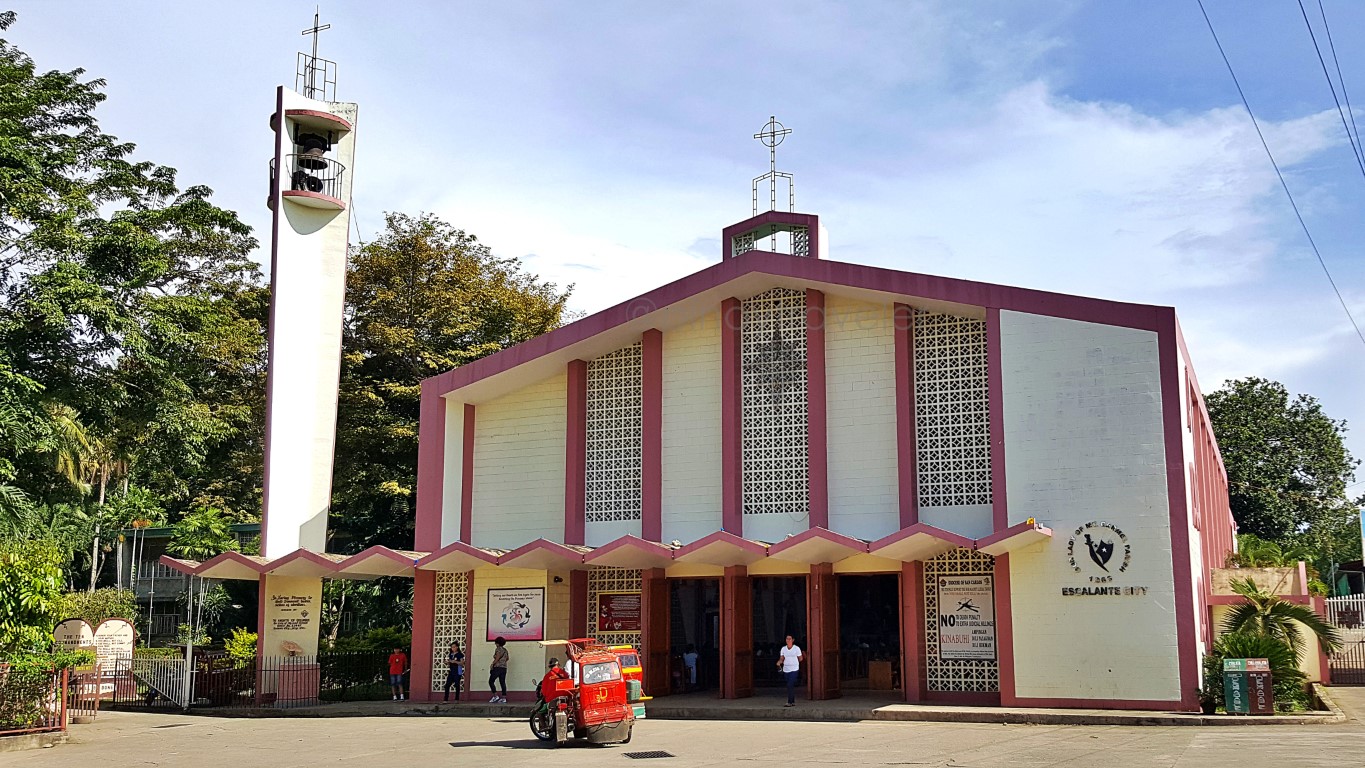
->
1329;637;1365;685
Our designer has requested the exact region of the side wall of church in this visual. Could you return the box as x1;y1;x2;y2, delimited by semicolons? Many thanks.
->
999;310;1180;702
661;311;723;544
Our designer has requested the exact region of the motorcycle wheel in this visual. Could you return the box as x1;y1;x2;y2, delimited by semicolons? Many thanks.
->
529;709;554;741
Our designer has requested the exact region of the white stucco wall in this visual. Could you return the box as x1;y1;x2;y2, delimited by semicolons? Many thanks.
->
661;312;723;545
470;373;567;550
469;568;571;694
825;296;899;540
1000;310;1181;702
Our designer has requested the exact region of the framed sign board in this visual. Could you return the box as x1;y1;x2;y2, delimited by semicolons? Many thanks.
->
597;592;641;633
487;588;545;641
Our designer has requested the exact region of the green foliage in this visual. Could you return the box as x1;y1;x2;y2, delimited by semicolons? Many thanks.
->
168;507;237;560
224;627;256;666
1206;378;1362;565
0;648;94;730
0;539;64;653
133;646;182;659
1221;577;1343;660
1202;632;1309;713
0;13;266;553
54;587;138;627
331;212;569;550
175;623;210;647
331;625;412;653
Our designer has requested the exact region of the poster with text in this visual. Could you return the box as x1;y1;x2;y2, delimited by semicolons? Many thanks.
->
597;592;641;633
53;618;95;652
487;588;545;641
936;575;996;660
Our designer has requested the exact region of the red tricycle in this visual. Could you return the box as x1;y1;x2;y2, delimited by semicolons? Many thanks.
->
529;639;635;746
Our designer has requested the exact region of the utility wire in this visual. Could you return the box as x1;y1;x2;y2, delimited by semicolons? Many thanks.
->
1316;0;1363;163
1296;0;1365;176
1196;0;1365;349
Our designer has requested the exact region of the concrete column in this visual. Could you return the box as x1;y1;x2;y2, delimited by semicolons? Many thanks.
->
900;561;926;702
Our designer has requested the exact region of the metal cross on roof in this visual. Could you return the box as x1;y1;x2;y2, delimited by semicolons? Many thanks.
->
752;116;796;249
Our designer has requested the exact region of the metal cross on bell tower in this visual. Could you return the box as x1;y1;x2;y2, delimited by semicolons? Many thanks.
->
300;8;333;100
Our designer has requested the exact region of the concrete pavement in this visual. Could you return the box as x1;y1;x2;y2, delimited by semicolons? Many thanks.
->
5;688;1362;768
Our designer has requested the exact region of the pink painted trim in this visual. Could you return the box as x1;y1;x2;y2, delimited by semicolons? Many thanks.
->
280;189;347;210
336;545;425;577
672;530;768;561
415;540;500;570
994;553;1017;705
1313;596;1331;685
498;538;589;569
158;555;209;576
1297;561;1310;595
460;404;475;543
583;535;675;562
261;86;286;559
422;251;1171;399
869;523;974;555
641;330;663;541
721;211;821;260
1158;308;1200;712
721;298;743;535
180;551;268;575
570;570;589;638
283;108;354;132
261;548;344;576
255;574;268;703
766;526;869;558
894;304;918;527
900;561;925;702
805;289;828;530
410;569;436;701
974;521;1053;554
565;360;587;546
415;385;446;552
1207;593;1313;605
987;307;1008;531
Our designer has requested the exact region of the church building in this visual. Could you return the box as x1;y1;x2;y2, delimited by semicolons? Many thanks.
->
406;206;1236;711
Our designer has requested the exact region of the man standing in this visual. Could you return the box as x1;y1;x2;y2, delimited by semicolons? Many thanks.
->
776;634;803;707
489;636;509;703
388;646;409;701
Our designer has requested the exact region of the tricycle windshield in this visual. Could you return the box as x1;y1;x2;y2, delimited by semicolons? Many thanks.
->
581;661;622;685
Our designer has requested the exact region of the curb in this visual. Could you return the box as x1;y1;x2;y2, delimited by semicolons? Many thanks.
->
0;732;68;753
159;696;1346;727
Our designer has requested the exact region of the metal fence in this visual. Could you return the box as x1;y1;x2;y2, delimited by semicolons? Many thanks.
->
1326;595;1365;629
0;666;67;736
1330;636;1365;686
108;650;396;710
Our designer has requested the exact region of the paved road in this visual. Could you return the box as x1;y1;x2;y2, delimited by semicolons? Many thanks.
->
6;697;1363;768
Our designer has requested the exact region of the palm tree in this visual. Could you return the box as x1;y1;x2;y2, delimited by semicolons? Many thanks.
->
1221;577;1343;660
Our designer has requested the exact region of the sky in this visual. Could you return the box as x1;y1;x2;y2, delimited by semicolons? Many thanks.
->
10;1;1365;483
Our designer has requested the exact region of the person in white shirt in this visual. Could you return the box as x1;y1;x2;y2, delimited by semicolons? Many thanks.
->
776;635;803;707
682;644;699;690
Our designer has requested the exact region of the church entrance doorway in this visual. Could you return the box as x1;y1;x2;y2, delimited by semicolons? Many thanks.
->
837;573;901;692
750;576;807;688
668;578;720;693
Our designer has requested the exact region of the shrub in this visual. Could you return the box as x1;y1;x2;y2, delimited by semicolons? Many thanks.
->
0;650;96;730
54;588;139;628
331;625;411;653
1202;632;1309;713
224;627;256;666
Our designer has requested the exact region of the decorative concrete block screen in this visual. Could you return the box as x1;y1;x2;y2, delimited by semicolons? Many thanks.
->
431;571;469;691
913;311;991;508
586;343;644;524
588;566;643;648
740;287;809;516
923;548;998;692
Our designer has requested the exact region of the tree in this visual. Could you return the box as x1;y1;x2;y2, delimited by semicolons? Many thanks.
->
0;539;64;653
167;507;237;561
0;13;267;548
1205;378;1362;561
330;213;570;551
1221;576;1343;660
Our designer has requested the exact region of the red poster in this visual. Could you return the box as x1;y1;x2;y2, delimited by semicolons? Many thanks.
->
597;592;641;633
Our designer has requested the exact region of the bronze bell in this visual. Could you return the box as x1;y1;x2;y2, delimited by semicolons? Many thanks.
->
296;132;329;170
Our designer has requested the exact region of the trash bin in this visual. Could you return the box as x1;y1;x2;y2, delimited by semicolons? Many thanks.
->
1222;658;1272;714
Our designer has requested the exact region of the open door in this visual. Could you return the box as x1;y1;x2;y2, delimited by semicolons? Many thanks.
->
641;569;670;696
722;566;753;698
808;564;840;699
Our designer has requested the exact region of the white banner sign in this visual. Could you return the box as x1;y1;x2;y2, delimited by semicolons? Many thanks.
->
936;575;996;660
487;588;545;641
54;618;95;652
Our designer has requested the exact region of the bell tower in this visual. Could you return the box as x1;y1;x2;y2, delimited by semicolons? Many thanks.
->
261;12;357;563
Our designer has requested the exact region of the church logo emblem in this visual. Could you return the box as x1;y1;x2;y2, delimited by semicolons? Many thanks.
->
1067;522;1131;580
